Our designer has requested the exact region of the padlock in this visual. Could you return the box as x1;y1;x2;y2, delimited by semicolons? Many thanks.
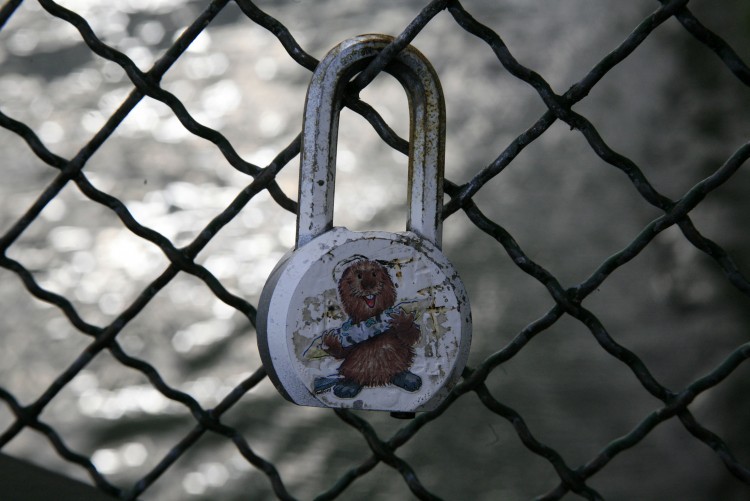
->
257;34;471;414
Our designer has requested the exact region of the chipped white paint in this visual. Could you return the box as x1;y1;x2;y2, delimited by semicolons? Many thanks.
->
258;229;470;412
257;35;471;413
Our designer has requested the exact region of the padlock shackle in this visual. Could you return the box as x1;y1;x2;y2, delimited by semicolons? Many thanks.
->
296;34;446;249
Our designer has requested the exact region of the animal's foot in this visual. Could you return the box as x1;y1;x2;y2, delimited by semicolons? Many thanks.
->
313;376;340;394
333;380;363;398
391;371;422;392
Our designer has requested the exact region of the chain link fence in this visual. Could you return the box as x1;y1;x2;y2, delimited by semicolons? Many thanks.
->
1;0;749;499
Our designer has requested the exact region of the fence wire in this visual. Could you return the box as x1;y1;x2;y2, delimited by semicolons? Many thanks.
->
0;0;749;499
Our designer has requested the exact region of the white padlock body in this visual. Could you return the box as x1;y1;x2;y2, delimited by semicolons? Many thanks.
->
257;227;471;412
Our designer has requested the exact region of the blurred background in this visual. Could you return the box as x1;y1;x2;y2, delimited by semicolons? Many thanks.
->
0;0;749;499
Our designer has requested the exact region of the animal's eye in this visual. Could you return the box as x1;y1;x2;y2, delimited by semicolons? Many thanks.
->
371;272;377;277
357;273;362;279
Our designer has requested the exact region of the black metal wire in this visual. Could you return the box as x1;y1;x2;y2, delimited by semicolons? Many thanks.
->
0;0;748;499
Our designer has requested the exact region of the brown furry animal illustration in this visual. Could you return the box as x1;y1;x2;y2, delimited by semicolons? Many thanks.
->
314;259;422;399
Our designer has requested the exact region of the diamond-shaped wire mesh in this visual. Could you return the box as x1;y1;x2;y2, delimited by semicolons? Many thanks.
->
1;0;749;499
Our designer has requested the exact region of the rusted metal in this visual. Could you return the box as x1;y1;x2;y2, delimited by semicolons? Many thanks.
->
297;34;445;248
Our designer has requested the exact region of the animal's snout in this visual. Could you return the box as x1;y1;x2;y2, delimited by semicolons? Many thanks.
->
360;275;377;289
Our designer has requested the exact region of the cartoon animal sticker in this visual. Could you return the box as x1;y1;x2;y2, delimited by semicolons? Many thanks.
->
284;243;469;413
308;258;422;399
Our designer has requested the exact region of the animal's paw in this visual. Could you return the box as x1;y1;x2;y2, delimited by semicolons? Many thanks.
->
321;331;347;359
388;310;420;343
388;309;416;329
